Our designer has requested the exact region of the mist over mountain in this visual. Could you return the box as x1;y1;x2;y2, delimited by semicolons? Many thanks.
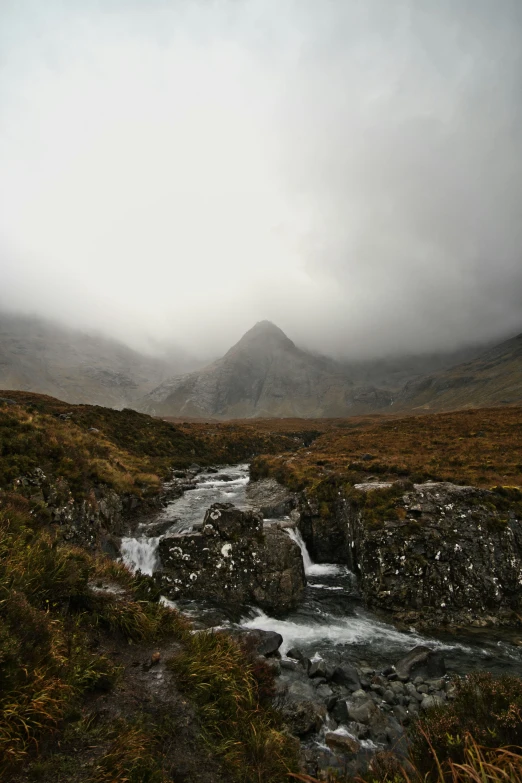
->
0;312;197;408
392;332;522;412
1;0;521;360
145;321;393;418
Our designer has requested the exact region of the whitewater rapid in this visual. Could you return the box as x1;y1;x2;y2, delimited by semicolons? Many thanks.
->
120;463;522;676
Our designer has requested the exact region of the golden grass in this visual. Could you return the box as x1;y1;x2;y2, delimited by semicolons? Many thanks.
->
250;407;522;491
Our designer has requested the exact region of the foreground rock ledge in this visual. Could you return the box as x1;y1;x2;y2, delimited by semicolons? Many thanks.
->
157;503;305;614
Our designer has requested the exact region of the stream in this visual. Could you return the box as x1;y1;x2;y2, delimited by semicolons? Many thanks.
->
121;464;522;677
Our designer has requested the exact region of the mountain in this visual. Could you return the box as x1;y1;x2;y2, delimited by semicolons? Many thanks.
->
392;332;522;411
339;344;490;392
145;320;393;418
0;312;189;408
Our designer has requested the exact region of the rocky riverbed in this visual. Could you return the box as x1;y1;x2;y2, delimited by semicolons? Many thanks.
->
119;464;522;775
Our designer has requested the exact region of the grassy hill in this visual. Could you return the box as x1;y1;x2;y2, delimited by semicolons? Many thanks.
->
0;391;311;500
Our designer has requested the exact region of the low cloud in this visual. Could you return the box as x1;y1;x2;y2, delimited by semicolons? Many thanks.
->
0;0;521;359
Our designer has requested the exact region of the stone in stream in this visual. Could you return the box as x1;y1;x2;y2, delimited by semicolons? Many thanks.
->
331;664;362;692
157;503;305;614
394;646;446;681
325;732;360;755
246;477;296;519
240;629;283;656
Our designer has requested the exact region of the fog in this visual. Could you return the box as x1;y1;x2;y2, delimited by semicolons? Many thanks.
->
1;0;521;360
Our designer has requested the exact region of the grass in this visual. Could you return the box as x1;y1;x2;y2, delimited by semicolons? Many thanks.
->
0;489;299;782
0;490;187;780
168;630;299;783
0;392;318;503
250;406;522;495
290;735;522;782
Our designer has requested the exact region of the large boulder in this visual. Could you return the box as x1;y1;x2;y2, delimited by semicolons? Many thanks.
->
158;503;305;614
342;482;522;628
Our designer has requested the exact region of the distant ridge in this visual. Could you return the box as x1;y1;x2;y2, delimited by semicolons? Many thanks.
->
145;320;392;418
392;332;522;411
0;312;185;409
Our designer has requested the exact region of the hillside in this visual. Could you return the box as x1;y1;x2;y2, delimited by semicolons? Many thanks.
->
392;332;522;412
145;321;393;418
0;312;188;409
0;390;313;501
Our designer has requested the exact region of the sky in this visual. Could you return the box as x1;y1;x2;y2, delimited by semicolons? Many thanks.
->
1;0;521;360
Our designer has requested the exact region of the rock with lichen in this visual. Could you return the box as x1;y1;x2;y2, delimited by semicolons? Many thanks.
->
157;502;305;614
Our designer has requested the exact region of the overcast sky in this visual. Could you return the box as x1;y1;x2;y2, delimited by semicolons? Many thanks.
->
1;0;521;359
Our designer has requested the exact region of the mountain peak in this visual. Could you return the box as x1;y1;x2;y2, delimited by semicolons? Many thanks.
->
229;321;295;353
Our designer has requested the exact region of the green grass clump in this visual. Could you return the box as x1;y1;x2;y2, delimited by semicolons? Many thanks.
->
168;630;299;783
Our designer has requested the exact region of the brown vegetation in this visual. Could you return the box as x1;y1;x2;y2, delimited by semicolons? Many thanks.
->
250;407;522;492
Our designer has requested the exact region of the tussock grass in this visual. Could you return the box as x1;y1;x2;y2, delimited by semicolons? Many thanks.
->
168;630;299;783
290;735;522;782
0;493;187;780
91;720;167;783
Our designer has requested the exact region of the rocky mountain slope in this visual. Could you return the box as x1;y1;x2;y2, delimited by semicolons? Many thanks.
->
392;332;522;411
145;321;393;418
0;312;187;408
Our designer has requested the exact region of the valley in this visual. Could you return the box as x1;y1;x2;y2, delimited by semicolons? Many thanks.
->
1;391;521;781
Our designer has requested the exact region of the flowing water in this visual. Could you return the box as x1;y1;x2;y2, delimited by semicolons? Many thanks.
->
121;465;522;676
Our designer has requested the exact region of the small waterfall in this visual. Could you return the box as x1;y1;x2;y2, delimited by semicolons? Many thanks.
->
286;528;313;572
120;536;160;576
286;527;344;577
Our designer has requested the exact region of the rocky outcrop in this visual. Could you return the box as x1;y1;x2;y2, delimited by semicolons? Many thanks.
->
245;477;296;518
158;503;305;614
297;481;522;628
15;466;188;554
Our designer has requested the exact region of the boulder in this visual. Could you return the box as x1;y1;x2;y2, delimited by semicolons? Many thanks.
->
158;503;305;614
394;646;446;681
279;679;326;736
343;482;522;628
241;629;283;657
331;664;361;692
325;732;360;755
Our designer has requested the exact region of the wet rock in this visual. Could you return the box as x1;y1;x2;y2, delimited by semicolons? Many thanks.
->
143;518;178;537
158;503;306;614
316;683;333;700
305;480;522;628
246;478;296;518
395;646;446;681
241;629;283;656
347;700;377;725
421;694;445;711
280;680;326;736
331;664;362;692
382;689;396;705
325;732;360;755
309;659;328;679
331;699;349;723
281;659;299;672
287;647;306;663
